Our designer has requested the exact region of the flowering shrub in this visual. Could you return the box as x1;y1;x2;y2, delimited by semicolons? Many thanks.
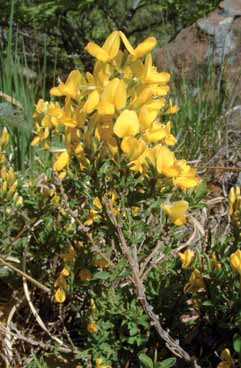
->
1;31;241;368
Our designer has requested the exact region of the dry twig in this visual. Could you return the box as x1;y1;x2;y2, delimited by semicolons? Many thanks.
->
106;200;201;367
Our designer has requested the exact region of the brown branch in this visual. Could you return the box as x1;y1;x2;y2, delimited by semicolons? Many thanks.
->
106;200;201;367
0;255;50;294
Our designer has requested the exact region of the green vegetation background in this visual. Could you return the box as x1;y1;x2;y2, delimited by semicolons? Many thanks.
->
0;0;220;78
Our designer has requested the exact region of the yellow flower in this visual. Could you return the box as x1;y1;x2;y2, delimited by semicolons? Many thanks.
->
83;90;100;114
143;121;176;145
217;348;234;368
96;358;112;368
35;98;49;114
230;249;241;275
165;99;179;114
119;32;157;59
0;166;7;180
162;200;189;226
138;101;163;130
179;249;195;269
121;137;146;161
8;181;17;196
1;180;7;193
55;287;66;303
85;31;120;62
50;70;83;99
7;167;15;184
90;298;96;312
142;53;170;84
53;151;70;172
184;269;205;293
131;206;141;216
15;195;23;207
99;78;127;114
211;252;222;271
113;110;140;138
229;186;241;217
87;321;98;334
93;197;103;210
0;127;9;147
156;146;179;177
60;267;70;277
84;209;100;226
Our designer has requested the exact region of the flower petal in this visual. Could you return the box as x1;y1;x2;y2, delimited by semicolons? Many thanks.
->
113;110;140;138
85;42;109;62
53;151;70;172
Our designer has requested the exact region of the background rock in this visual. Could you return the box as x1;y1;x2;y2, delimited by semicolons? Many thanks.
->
155;1;241;102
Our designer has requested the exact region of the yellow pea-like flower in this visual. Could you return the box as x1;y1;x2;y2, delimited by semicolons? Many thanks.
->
0;127;9;147
121;137;146;161
102;30;120;60
113;110;140;138
96;358;112;368
15;195;23;207
179;249;195;269
7;167;15;184
230;249;241;275
156;145;179;177
85;31;120;62
119;31;157;59
93;197;103;210
55;287;66;303
1;180;8;193
53;151;70;172
50;70;82;99
184;269;205;293
217;348;234;368
87;321;98;334
162;200;189;226
8;181;17;195
0;166;7;180
83;90;100;114
60;267;70;277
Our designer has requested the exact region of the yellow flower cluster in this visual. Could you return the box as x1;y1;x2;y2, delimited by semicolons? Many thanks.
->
84;191;118;226
0;127;23;207
54;245;77;303
54;267;69;303
32;31;199;190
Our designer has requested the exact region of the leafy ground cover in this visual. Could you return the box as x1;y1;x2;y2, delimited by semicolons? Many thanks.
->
0;18;241;368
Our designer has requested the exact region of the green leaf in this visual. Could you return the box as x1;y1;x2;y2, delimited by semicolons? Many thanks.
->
156;358;176;368
138;353;154;368
195;180;207;201
233;333;241;353
93;271;110;280
202;300;213;307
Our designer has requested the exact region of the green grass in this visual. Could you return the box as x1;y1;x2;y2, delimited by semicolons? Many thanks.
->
170;64;225;162
0;0;47;171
